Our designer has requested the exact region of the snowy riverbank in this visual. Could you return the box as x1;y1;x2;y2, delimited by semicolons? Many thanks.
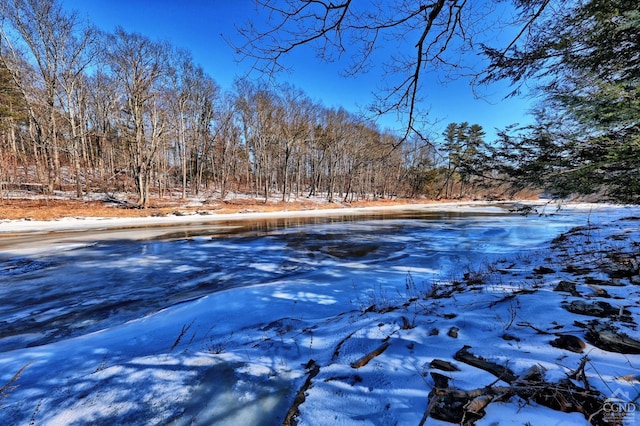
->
0;202;638;425
0;201;526;233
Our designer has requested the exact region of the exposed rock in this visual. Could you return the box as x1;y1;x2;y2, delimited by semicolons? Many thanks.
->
584;276;623;286
430;372;450;388
533;266;555;274
605;265;635;279
562;264;592;275
554;280;580;296
448;326;460;338
563;300;630;318
604;254;639;278
502;333;520;341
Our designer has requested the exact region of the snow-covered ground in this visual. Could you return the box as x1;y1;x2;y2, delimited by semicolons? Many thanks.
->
0;201;638;425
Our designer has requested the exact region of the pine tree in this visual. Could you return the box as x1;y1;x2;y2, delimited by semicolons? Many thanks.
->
0;60;27;125
484;0;640;201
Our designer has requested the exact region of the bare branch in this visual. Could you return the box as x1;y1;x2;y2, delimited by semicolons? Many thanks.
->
235;0;504;140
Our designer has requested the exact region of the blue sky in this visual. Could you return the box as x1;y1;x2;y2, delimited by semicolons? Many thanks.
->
61;0;535;142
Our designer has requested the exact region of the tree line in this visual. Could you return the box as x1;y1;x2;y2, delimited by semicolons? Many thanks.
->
3;0;637;205
0;0;515;206
240;0;640;204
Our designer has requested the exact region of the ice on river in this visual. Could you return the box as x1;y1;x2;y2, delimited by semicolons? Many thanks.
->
0;202;638;425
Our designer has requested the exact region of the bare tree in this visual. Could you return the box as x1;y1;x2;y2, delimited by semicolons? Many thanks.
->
277;84;315;201
0;0;96;192
0;52;29;192
56;24;99;197
210;91;240;198
234;0;552;138
318;107;357;202
105;27;169;207
167;50;190;199
0;0;527;203
85;69;123;191
234;79;282;201
170;57;221;197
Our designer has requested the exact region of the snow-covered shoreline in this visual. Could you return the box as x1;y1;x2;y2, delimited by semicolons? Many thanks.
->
0;200;611;256
0;202;638;425
0;199;628;235
0;201;494;234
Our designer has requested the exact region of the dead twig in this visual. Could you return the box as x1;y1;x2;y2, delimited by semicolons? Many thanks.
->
426;356;620;425
0;361;33;403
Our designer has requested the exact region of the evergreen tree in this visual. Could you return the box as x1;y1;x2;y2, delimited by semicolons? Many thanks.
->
439;122;486;198
484;0;640;201
0;60;26;125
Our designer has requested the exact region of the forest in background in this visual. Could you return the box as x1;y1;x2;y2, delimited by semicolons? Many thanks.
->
0;0;510;206
1;0;638;206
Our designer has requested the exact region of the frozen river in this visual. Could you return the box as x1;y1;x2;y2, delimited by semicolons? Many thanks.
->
0;203;605;353
1;202;638;425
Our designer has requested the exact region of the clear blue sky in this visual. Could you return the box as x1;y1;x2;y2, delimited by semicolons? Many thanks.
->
61;0;534;142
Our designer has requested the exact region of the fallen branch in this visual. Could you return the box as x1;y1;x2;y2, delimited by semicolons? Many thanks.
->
351;341;390;369
332;330;357;361
426;359;622;425
454;345;516;383
282;360;320;426
428;381;616;425
585;321;640;354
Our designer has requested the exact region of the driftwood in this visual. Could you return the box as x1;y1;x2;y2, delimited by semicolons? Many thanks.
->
427;381;615;425
426;351;622;426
